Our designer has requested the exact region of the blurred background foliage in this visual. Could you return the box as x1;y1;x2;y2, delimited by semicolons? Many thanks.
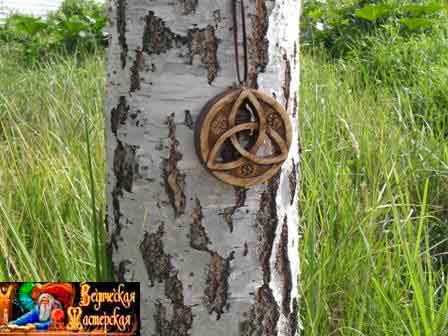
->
301;0;448;135
0;0;107;64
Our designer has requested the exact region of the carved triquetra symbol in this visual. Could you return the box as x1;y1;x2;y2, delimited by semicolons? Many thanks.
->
195;87;292;187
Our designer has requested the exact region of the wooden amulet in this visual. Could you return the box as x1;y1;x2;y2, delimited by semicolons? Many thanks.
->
195;87;292;187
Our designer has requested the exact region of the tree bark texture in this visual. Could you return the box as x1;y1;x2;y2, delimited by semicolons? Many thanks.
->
105;1;301;335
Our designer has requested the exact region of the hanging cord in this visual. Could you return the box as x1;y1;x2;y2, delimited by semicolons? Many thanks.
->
232;0;248;86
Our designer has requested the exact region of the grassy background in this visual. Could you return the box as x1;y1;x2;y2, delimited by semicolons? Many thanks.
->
299;51;448;335
0;2;447;334
300;1;448;334
0;50;107;281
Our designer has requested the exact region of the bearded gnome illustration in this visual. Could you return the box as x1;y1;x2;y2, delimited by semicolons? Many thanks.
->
8;283;74;331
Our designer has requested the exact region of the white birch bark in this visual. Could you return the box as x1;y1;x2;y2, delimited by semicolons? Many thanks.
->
105;0;301;335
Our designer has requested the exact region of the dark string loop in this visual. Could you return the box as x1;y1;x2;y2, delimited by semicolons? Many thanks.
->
232;0;248;86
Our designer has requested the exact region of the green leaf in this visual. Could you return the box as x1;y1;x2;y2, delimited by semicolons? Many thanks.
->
402;4;445;17
8;15;48;35
59;15;87;36
354;5;392;22
308;9;324;20
400;18;434;31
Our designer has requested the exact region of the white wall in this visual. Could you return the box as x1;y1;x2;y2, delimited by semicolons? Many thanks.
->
0;0;104;21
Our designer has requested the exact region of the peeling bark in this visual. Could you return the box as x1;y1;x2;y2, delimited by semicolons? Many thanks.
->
162;113;186;217
204;251;235;320
190;198;210;251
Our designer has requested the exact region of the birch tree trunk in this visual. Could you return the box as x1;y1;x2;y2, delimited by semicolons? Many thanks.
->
105;1;301;335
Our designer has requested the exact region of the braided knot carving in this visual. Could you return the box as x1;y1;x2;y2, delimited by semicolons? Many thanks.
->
195;88;292;187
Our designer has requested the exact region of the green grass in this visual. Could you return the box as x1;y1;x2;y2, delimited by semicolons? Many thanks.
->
0;50;109;281
299;51;448;335
0;36;447;335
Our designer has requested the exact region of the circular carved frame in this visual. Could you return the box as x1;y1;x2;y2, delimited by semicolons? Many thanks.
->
195;87;292;187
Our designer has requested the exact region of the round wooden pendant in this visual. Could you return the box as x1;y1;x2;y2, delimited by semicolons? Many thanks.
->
195;87;292;187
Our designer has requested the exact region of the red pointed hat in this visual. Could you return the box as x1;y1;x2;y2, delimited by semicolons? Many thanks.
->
31;283;75;309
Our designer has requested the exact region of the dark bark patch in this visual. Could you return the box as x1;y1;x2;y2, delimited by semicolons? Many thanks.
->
243;242;249;257
154;302;169;336
130;48;145;93
204;251;235;320
142;13;219;84
256;174;280;284
289;159;297;205
164;275;194;335
162;113;186;217
293;42;298;62
165;273;184;304
171;304;193;335
293;91;298;118
144;233;193;335
113;140;138;193
223;187;247;233
288;298;299;336
190;198;210;251
184;110;194;130
116;0;128;69
240;284;280;336
110;188;123;248
142;11;178;55
111;96;129;136
116;260;132;281
154;300;193;336
212;9;222;28
282;53;291;111
140;224;172;286
247;0;270;88
177;0;198;15
104;208;110;241
110;139;138;248
275;216;292;315
187;25;219;84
